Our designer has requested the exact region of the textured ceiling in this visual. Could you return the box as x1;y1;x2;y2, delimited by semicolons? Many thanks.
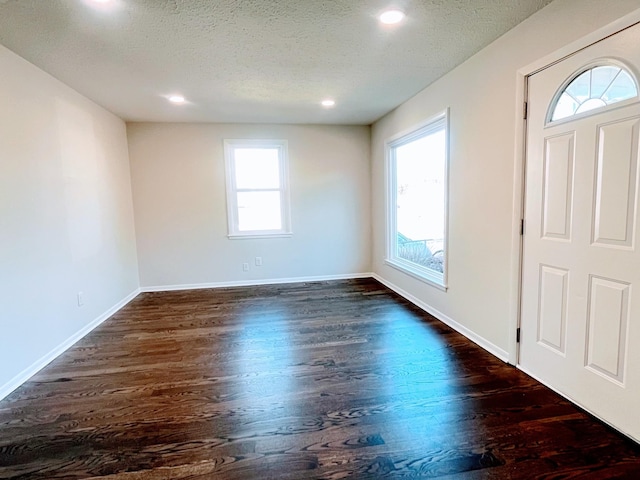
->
0;0;553;124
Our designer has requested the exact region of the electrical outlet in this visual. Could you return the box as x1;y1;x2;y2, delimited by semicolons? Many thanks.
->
255;256;263;266
242;262;249;272
77;292;84;307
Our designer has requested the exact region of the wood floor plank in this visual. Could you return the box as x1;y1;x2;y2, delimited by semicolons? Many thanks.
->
0;279;638;479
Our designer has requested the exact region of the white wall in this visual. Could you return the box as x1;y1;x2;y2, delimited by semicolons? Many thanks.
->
127;123;371;288
371;0;640;360
0;45;139;396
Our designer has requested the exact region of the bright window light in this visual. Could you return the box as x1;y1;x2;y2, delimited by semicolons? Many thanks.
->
549;65;638;123
386;111;449;288
224;140;292;237
321;99;336;107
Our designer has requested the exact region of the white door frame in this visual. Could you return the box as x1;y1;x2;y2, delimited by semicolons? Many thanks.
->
509;10;640;366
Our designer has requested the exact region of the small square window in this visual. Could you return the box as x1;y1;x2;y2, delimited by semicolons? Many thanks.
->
224;139;292;238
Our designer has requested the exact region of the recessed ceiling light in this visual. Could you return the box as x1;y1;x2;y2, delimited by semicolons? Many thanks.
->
379;9;405;25
84;0;118;10
168;95;186;104
321;99;336;108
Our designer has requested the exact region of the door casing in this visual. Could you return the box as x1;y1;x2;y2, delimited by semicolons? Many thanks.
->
509;11;640;367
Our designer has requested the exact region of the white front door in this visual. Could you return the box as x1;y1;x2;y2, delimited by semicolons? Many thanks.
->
520;23;640;442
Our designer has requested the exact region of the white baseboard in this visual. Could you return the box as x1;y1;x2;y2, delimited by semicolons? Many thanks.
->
1;273;508;403
371;273;509;363
0;288;141;402
140;272;374;292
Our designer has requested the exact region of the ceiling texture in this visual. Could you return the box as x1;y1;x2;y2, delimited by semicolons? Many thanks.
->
0;0;553;124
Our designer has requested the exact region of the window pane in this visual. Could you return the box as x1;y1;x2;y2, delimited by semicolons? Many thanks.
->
565;70;590;102
575;97;607;114
237;191;282;231
590;66;620;99
550;65;638;123
552;92;579;121
235;148;280;189
602;70;638;103
394;128;446;273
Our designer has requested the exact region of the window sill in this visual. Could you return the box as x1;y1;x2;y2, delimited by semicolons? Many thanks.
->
384;258;447;292
228;232;293;240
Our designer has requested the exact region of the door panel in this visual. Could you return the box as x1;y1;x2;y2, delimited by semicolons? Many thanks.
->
585;275;629;384
520;23;640;442
537;265;569;354
542;133;575;240
593;117;640;247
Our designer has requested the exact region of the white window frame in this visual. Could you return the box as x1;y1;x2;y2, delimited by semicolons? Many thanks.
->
384;110;449;290
224;139;292;238
546;60;639;126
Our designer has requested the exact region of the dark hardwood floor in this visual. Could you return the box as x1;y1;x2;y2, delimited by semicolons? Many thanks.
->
0;278;639;479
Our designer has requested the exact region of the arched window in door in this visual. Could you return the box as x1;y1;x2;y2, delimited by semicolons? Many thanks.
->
548;63;638;123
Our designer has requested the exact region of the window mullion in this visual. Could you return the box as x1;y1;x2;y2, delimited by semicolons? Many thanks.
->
224;139;291;237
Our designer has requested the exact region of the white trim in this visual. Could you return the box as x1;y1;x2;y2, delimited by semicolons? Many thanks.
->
227;233;293;240
384;258;446;292
0;274;510;404
140;273;375;292
384;109;450;289
508;71;528;365
372;273;509;362
0;288;141;402
546;59;639;126
517;364;639;444
510;11;640;366
223;139;292;237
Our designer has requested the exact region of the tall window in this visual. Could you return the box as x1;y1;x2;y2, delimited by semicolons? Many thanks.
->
386;112;449;288
224;139;291;238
